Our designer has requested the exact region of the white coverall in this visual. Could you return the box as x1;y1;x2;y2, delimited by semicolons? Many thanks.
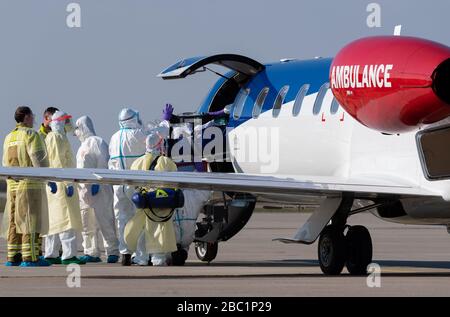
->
109;108;147;256
172;189;211;253
44;111;82;260
75;116;119;258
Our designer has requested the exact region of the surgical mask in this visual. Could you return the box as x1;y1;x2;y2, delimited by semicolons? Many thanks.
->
74;127;81;139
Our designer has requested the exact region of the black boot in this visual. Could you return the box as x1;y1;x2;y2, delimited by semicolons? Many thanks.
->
121;254;132;266
13;253;23;263
171;248;188;266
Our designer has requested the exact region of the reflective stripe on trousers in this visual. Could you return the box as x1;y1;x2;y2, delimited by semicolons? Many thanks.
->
7;191;39;262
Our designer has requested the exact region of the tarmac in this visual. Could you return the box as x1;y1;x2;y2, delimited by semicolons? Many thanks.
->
1;211;450;297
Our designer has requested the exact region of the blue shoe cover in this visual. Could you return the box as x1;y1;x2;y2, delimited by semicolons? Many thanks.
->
37;258;52;266
107;255;119;263
19;261;39;267
80;255;102;263
5;261;20;267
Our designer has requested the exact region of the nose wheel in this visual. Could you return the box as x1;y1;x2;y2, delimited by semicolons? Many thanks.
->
318;225;373;275
195;242;218;263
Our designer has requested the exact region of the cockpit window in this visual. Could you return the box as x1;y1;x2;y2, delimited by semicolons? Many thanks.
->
272;85;289;118
293;84;310;117
233;88;250;120
253;87;269;119
313;83;330;115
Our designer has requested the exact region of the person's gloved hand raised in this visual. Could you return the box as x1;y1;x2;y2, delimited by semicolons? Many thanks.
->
91;184;100;196
162;103;174;121
207;104;231;117
66;185;74;197
48;182;57;194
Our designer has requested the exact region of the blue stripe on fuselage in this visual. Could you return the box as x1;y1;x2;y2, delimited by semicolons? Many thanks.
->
197;58;333;129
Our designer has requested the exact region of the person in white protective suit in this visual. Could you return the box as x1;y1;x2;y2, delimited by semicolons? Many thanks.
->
125;132;178;266
44;111;85;265
74;116;120;263
109;108;147;266
171;189;212;265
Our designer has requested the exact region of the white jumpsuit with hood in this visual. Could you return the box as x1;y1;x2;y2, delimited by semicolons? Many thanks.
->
75;116;120;258
108;108;147;256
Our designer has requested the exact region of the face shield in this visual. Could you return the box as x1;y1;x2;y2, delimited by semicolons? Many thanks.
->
146;132;165;154
50;112;73;134
65;117;75;133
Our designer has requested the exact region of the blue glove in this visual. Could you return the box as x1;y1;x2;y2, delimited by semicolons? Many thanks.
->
131;192;147;209
206;109;226;117
194;162;205;172
91;184;100;196
162;103;174;121
48;182;57;194
66;185;74;197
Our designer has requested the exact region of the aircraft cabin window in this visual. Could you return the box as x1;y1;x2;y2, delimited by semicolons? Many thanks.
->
330;97;340;115
233;88;250;120
313;83;330;115
292;84;310;117
253;87;269;119
272;85;290;118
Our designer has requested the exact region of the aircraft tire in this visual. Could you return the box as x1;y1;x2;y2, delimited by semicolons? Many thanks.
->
318;225;347;275
195;242;218;262
345;225;373;275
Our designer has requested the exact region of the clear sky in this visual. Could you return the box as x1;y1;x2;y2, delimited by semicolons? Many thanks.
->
0;0;449;153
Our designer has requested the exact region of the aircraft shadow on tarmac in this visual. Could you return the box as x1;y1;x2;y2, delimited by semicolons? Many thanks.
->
203;259;450;269
79;259;450;280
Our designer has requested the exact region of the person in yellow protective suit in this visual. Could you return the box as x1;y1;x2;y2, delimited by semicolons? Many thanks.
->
35;107;59;257
38;107;59;140
1;106;51;267
44;111;85;265
125;132;178;266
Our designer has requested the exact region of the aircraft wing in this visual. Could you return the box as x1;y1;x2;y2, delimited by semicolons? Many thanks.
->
0;167;440;200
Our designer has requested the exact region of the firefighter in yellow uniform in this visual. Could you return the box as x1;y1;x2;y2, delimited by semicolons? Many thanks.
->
38;107;59;140
2;107;51;267
124;132;178;266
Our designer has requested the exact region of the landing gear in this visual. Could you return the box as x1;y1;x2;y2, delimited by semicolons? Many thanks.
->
195;242;218;262
194;193;256;263
316;195;373;275
318;224;373;275
318;225;347;275
345;226;373;275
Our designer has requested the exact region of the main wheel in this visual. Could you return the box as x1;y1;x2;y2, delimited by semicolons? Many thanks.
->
345;225;373;275
318;225;347;275
195;242;218;262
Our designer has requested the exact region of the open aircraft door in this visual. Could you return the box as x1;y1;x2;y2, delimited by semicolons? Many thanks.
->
157;54;264;80
157;55;264;263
